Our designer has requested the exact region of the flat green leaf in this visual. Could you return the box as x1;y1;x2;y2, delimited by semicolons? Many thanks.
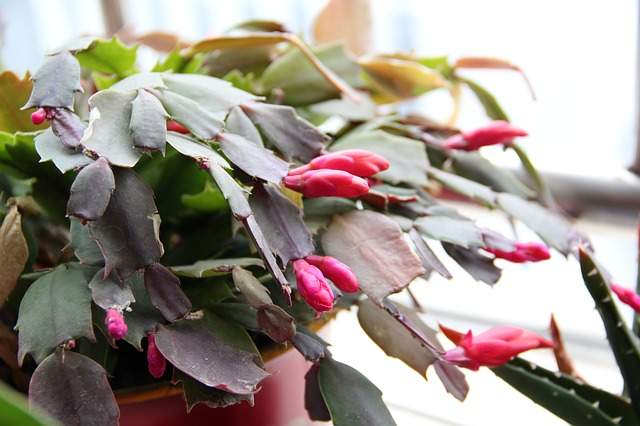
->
0;71;47;132
208;162;251;218
332;130;429;186
158;90;223;140
318;357;397;426
34;129;92;173
66;158;114;222
231;266;272;307
428;167;496;207
497;193;579;255
29;349;119;426
0;381;55;426
82;90;142;167
69;218;104;266
0;205;28;307
181;180;228;213
461;77;509;121
17;264;95;364
218;132;288;183
23;51;82;110
260;43;361;106
88;267;135;311
249;183;314;265
579;249;640;417
88;168;163;279
322;210;424;305
75;37;138;76
110;72;166;92
171;258;264;279
414;215;484;248
129;89;168;153
493;361;619;426
155;311;269;394
162;73;258;113
241;102;328;162
166;132;229;169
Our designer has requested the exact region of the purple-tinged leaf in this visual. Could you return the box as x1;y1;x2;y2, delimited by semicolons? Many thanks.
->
110;72;166;92
442;242;501;285
249;183;314;265
162;74;259;113
144;263;191;322
29;349;119;426
158;90;223;140
88;168;163;280
69;218;104;265
241;102;328;162
172;257;264;278
232;266;272;308
124;272;163;351
88;267;135;311
257;304;295;343
408;228;451;279
23;51;82;110
305;365;331;421
218;132;288;183
318;357;397;426
16;264;95;364
225;106;262;146
428;167;496;207
35;128;92;173
321;210;424;305
51;108;86;149
242;215;291;301
82;90;142;168
172;370;254;412
357;298;468;401
67;157;115;222
291;326;330;363
482;228;517;252
167;132;230;168
130;89;168;153
209;162;251;218
414;215;484;249
154;314;269;394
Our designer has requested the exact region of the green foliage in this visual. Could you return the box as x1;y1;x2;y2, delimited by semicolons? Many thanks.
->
75;37;138;76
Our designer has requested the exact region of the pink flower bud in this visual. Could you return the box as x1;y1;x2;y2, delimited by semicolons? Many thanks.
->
440;324;553;370
444;121;528;151
305;255;359;293
293;259;335;312
105;308;128;340
283;169;369;198
611;284;640;312
147;333;166;379
289;149;390;178
167;120;190;134
485;241;550;263
31;108;47;125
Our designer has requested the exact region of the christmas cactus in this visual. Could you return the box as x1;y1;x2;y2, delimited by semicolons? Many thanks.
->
0;20;638;426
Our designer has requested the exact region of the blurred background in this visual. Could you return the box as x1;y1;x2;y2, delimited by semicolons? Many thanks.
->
1;1;638;424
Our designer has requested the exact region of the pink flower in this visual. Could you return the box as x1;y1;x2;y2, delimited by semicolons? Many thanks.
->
166;120;190;134
305;255;359;293
440;324;553;370
293;259;335;312
283;169;369;198
444;121;528;151
31;108;47;125
104;308;128;340
147;334;167;379
289;149;390;178
611;284;640;312
485;241;550;263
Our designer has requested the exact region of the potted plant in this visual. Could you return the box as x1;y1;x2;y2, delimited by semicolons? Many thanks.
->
0;17;638;426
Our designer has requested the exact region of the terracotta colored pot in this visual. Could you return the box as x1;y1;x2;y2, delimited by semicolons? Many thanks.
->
116;319;333;426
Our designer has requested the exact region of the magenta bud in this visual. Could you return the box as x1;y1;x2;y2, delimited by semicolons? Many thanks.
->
31;108;47;125
283;169;370;198
105;308;128;340
611;284;640;312
146;334;167;379
305;255;359;293
444;120;528;151
485;241;550;263
293;259;335;312
289;149;390;178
